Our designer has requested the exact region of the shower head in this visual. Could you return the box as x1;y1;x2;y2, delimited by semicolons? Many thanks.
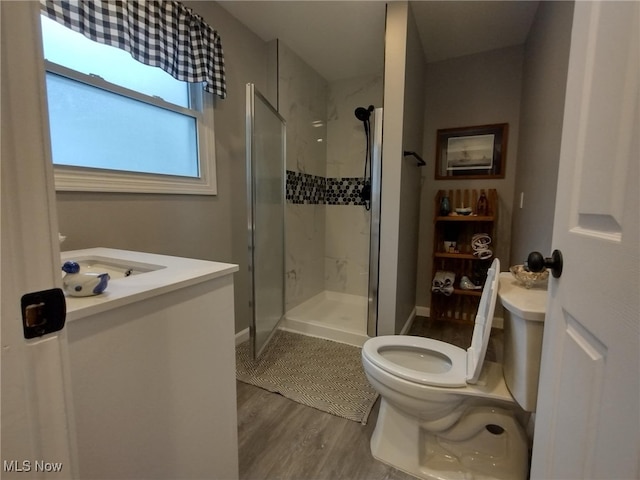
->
354;105;374;122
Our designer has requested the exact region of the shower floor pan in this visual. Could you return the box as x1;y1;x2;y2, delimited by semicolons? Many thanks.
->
281;291;369;347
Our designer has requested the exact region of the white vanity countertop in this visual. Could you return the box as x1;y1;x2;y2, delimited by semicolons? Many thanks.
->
61;248;238;322
498;272;548;322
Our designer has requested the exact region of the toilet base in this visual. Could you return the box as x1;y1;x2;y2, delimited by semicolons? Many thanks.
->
371;398;529;480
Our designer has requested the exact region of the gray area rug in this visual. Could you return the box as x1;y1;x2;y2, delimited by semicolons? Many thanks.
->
236;330;378;424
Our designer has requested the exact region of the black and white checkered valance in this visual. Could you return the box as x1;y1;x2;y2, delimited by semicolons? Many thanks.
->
40;0;226;99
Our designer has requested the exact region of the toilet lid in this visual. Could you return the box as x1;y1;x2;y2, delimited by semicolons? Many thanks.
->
466;258;500;384
362;336;468;387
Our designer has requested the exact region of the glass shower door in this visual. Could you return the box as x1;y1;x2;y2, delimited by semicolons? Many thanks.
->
367;107;383;337
246;84;286;359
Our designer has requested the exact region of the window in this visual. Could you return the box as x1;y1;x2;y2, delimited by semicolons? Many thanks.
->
41;15;217;194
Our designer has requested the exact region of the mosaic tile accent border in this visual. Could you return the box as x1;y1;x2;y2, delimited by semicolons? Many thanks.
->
286;171;325;204
326;177;367;206
286;170;367;206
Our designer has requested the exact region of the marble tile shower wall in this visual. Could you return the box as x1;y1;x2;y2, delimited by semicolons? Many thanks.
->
327;75;384;178
279;42;327;311
285;172;371;299
279;39;384;309
325;74;383;298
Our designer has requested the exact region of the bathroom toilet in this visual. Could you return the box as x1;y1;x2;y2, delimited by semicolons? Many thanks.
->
362;258;547;480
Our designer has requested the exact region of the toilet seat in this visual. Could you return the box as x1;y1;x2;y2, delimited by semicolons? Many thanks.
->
363;258;501;389
362;336;467;387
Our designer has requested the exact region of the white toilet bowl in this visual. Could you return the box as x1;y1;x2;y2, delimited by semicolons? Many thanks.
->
361;259;531;480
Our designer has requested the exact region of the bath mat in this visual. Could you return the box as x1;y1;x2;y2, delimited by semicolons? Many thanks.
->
236;330;378;424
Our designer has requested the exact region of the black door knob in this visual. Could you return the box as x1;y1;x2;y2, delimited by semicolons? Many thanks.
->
526;250;563;278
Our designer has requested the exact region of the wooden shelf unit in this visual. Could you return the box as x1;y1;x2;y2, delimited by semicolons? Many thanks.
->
430;188;498;323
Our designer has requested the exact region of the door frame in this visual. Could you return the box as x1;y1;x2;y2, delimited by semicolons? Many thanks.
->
1;2;77;477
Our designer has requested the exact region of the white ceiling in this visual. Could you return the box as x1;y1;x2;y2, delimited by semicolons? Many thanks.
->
218;1;540;82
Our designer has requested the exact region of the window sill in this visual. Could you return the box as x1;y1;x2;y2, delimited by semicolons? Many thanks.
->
54;165;217;195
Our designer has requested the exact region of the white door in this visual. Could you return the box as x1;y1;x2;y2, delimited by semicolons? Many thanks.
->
530;2;639;479
1;2;77;478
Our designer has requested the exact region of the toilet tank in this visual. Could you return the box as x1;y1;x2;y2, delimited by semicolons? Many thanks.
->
498;273;547;412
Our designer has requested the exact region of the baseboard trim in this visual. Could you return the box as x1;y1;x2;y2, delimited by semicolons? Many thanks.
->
235;328;250;346
234;308;502;345
399;307;417;335
414;305;503;329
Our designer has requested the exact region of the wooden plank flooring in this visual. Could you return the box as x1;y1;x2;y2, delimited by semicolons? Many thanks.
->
236;316;504;480
237;382;415;480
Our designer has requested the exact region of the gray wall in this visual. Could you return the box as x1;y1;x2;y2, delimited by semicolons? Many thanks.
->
378;2;426;335
416;46;524;310
395;4;426;332
56;1;272;334
510;1;574;266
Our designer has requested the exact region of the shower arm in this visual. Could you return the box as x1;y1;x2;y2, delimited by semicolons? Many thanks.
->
403;151;426;167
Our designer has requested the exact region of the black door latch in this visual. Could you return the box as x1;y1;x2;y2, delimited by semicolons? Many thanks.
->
21;288;66;339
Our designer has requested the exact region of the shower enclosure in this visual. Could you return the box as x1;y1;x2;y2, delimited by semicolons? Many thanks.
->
246;41;384;351
281;106;382;346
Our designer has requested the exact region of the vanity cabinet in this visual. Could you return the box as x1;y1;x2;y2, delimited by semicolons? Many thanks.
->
63;248;240;480
430;189;498;323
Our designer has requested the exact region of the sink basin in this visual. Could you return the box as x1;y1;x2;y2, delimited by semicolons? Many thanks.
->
63;255;165;279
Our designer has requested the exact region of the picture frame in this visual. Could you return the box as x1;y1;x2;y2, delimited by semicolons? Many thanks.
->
435;123;508;179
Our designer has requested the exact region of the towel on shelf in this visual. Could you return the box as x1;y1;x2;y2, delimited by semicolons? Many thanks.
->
442;271;455;295
432;271;445;292
432;271;455;295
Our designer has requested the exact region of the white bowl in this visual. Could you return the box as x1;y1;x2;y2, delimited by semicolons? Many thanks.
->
455;207;473;215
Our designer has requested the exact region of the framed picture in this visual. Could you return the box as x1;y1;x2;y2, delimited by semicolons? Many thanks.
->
435;123;508;179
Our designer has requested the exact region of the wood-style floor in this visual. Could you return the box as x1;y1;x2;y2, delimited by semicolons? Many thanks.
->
236;317;504;480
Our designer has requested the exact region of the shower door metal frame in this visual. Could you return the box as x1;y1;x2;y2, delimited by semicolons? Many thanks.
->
246;83;286;359
367;107;383;337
